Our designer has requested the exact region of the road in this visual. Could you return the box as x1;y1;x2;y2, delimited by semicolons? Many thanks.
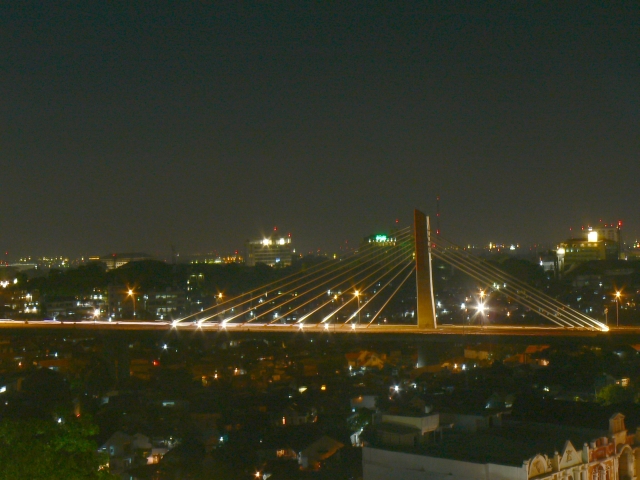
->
0;319;635;337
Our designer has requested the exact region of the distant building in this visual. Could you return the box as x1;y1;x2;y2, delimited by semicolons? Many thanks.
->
362;233;399;248
143;288;187;319
46;290;106;319
184;253;243;264
557;223;624;269
558;236;619;267
592;222;623;244
539;251;562;275
245;234;293;267
96;253;154;270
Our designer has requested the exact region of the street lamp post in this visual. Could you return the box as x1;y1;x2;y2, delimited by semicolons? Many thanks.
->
478;289;486;328
615;291;621;327
127;289;136;318
354;290;361;326
477;302;486;328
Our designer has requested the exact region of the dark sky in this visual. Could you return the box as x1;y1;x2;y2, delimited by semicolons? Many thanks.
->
2;3;639;259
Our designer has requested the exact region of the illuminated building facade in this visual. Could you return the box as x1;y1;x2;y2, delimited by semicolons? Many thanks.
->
245;234;293;267
559;235;619;267
557;222;624;268
363;233;398;247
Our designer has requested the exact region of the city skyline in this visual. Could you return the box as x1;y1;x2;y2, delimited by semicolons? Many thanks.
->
2;217;634;264
3;3;639;257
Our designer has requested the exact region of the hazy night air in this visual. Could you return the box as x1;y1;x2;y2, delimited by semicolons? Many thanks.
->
2;3;638;258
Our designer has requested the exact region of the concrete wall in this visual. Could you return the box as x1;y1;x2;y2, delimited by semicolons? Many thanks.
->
439;413;492;433
363;447;525;480
381;414;439;435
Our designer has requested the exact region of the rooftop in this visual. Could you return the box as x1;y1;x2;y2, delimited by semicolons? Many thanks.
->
370;421;607;466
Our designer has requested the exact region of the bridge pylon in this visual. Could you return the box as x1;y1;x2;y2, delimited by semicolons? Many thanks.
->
414;210;437;330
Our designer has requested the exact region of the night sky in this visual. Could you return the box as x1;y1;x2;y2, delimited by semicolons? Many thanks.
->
2;3;639;259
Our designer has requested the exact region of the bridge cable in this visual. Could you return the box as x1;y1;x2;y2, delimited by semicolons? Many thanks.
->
206;239;414;326
183;228;412;324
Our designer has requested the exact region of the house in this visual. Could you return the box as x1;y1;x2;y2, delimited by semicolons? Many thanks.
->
99;431;161;474
299;435;344;470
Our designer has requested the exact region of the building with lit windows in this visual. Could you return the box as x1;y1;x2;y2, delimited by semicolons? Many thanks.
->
363;234;398;247
95;253;154;270
245;234;293;267
143;288;187;319
559;232;619;268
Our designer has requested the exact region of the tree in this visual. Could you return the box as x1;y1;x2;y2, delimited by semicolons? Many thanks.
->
596;384;637;405
0;417;115;479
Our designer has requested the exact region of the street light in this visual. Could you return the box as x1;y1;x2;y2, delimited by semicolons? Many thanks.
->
354;290;361;325
476;302;486;327
615;291;621;327
127;289;136;318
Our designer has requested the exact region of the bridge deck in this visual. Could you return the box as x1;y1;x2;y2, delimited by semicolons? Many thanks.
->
0;319;636;337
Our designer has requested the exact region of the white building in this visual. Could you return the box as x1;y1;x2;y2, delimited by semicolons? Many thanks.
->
363;413;638;480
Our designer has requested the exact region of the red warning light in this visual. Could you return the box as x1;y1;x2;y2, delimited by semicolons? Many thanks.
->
273;226;277;231
153;360;160;367
619;221;623;227
288;232;291;237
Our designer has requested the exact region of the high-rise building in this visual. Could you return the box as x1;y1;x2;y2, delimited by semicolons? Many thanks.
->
245;234;293;267
557;222;624;268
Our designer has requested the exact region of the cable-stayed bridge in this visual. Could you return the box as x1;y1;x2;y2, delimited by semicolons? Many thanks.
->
172;209;607;334
0;210;616;336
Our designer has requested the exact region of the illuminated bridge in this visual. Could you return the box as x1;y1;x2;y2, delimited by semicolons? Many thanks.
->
0;210;617;336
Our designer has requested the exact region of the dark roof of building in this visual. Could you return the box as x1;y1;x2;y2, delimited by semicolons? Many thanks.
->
376;422;421;435
433;423;603;466
371;422;607;467
511;397;640;430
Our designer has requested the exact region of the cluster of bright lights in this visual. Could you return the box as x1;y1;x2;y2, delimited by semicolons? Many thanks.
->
261;237;290;246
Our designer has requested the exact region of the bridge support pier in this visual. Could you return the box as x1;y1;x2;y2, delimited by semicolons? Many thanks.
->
414;210;437;330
